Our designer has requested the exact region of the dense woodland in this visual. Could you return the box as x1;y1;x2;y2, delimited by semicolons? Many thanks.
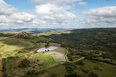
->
50;28;116;60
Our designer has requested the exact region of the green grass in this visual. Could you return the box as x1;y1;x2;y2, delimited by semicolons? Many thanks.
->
75;59;116;77
2;38;30;46
36;65;66;77
0;42;24;58
35;53;59;69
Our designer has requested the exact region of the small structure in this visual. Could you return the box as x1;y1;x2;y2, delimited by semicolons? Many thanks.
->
61;61;65;64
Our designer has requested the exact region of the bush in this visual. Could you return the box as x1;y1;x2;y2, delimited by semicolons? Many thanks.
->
65;63;77;74
26;70;36;76
65;73;81;77
18;58;30;68
2;58;6;72
76;61;84;65
89;72;98;77
93;66;102;71
50;74;57;77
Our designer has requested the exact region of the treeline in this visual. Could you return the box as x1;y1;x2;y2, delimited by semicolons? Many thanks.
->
50;28;116;60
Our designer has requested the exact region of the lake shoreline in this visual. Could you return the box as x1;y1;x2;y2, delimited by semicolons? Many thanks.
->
37;46;58;53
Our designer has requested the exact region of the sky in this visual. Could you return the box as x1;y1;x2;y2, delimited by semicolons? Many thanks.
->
0;0;116;29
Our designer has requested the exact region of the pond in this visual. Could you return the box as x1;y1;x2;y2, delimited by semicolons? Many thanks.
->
37;46;58;52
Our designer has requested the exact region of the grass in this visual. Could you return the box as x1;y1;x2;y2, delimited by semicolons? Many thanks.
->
5;56;43;77
34;43;66;69
34;29;71;36
44;43;66;62
0;36;66;76
0;57;2;77
35;53;59;69
2;38;30;46
36;65;66;77
75;59;116;77
0;42;24;58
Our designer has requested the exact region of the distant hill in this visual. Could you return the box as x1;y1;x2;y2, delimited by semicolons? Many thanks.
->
0;28;65;32
14;31;34;39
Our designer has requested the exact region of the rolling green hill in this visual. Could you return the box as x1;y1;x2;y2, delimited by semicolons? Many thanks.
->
0;28;116;77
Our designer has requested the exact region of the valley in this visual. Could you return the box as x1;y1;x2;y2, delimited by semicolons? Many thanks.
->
0;28;116;77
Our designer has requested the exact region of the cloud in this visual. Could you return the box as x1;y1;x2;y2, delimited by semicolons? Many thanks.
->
0;0;37;27
10;12;36;23
2;0;115;29
32;12;78;28
35;4;66;15
31;0;82;5
77;1;87;6
0;13;36;28
32;0;85;15
0;15;12;23
81;6;116;27
32;0;80;28
0;0;18;15
0;0;80;28
81;6;116;17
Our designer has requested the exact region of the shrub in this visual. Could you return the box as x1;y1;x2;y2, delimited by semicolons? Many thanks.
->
18;58;30;68
65;73;81;77
76;61;84;65
89;72;98;77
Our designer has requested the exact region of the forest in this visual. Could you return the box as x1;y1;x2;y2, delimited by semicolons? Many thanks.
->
50;28;116;63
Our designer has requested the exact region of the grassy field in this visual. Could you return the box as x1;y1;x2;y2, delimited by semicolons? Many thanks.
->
36;65;66;77
75;59;116;77
35;43;66;68
34;29;72;36
0;42;24;58
1;39;66;76
35;53;59;69
5;57;43;77
45;51;66;62
0;57;2;77
0;31;67;76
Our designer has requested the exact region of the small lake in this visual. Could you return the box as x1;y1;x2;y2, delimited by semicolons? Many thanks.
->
37;46;58;52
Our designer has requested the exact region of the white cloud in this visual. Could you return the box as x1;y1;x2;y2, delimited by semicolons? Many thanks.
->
0;0;37;27
81;6;116;27
81;6;116;17
32;0;82;5
10;12;36;22
31;11;78;28
3;0;115;29
0;0;81;28
0;15;12;23
0;0;18;15
0;12;36;25
35;4;66;14
78;1;87;6
32;0;80;28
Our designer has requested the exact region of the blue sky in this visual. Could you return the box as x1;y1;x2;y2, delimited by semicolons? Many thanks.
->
0;0;116;29
4;0;35;12
4;0;116;13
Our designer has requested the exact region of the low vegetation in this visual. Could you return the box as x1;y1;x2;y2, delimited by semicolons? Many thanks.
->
0;28;116;77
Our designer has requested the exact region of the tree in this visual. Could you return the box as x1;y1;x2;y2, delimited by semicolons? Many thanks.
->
45;42;49;48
